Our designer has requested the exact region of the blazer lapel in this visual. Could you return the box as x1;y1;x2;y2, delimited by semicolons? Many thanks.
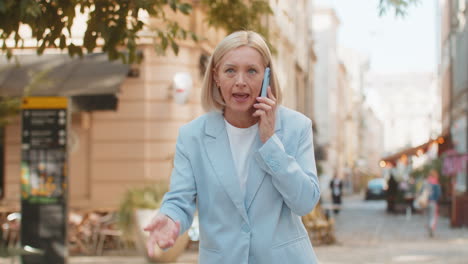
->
245;108;283;211
204;112;249;223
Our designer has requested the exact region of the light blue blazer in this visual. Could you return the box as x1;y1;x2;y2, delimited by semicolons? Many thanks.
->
159;106;320;264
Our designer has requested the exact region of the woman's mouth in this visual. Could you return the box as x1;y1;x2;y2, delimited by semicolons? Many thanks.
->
232;93;250;103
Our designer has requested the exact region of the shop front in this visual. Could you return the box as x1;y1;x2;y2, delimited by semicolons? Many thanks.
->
445;116;468;227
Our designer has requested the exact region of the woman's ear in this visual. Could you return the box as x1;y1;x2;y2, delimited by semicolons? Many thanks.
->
212;69;219;86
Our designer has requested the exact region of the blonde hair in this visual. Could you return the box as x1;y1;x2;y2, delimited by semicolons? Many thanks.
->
201;31;282;112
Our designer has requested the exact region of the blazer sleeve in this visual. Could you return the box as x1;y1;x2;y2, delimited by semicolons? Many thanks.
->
159;130;197;235
255;119;320;216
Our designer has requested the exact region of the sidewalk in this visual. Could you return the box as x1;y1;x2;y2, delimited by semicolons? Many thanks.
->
69;250;198;264
3;195;467;264
0;250;199;264
314;194;468;264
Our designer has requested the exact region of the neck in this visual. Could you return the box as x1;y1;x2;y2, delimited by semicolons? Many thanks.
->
224;108;258;128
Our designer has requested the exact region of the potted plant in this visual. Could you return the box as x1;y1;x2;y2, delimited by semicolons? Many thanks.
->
117;182;190;262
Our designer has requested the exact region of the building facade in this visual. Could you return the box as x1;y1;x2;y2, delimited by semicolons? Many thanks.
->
1;2;316;211
439;0;468;227
360;106;384;179
312;7;340;182
339;47;376;192
365;73;440;156
1;8;224;210
268;0;316;115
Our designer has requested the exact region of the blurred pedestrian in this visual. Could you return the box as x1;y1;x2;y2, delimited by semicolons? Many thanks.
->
426;169;442;237
329;174;343;214
143;30;321;264
386;173;398;213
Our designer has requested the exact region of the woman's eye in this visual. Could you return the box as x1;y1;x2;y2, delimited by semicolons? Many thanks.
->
248;69;257;74
225;68;235;73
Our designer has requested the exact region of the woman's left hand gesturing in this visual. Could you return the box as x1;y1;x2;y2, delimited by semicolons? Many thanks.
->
253;86;277;143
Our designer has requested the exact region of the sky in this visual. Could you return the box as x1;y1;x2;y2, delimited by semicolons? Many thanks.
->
315;0;438;74
314;0;441;153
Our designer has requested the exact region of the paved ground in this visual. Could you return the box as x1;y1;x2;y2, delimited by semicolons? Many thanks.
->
315;195;468;264
3;195;467;263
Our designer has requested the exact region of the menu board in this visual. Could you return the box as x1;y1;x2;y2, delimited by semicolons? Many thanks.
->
20;97;68;264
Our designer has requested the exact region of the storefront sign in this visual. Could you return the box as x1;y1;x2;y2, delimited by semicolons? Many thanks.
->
443;150;468;176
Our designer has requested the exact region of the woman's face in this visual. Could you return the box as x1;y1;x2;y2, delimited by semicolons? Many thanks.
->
214;46;266;116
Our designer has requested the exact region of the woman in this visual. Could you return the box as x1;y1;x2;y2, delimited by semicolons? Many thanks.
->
426;169;442;237
329;174;343;214
144;31;321;264
386;173;398;213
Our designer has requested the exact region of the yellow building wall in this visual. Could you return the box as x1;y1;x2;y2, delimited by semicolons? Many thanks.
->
2;35;223;212
85;44;208;209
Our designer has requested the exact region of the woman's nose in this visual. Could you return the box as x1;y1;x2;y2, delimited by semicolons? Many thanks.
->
235;73;247;87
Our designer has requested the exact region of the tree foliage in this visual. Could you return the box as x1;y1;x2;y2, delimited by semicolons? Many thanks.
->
201;0;272;36
0;66;53;127
378;0;420;17
0;0;419;64
0;97;20;127
0;0;272;64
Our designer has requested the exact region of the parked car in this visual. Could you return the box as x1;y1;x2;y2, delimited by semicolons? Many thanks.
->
365;178;388;200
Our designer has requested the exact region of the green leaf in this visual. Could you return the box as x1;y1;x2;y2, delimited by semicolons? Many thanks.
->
161;35;168;50
378;0;420;17
190;32;198;42
169;0;177;12
179;3;192;15
0;97;21;128
171;40;179;55
180;29;187;39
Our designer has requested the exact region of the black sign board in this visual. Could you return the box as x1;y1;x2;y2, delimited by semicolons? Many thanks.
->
20;97;68;264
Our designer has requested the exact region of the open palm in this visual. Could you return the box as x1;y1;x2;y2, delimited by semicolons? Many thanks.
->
143;213;180;256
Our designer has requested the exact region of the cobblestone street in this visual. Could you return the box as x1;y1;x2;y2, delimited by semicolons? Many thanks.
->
66;195;468;264
4;195;466;264
314;195;468;264
66;194;468;264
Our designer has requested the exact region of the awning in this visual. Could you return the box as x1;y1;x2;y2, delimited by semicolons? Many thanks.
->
381;141;434;166
0;53;130;111
381;132;452;166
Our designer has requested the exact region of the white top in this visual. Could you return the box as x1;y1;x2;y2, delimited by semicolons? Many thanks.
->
224;119;259;197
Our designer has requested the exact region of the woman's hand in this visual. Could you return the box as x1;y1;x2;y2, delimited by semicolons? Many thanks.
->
143;213;180;256
253;86;277;143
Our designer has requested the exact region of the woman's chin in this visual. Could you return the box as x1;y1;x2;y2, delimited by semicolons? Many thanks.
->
226;104;254;115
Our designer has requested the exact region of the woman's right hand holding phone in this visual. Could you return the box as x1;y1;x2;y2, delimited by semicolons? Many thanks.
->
143;213;180;256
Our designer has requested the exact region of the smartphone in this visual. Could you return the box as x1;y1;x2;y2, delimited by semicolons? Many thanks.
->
260;67;270;97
